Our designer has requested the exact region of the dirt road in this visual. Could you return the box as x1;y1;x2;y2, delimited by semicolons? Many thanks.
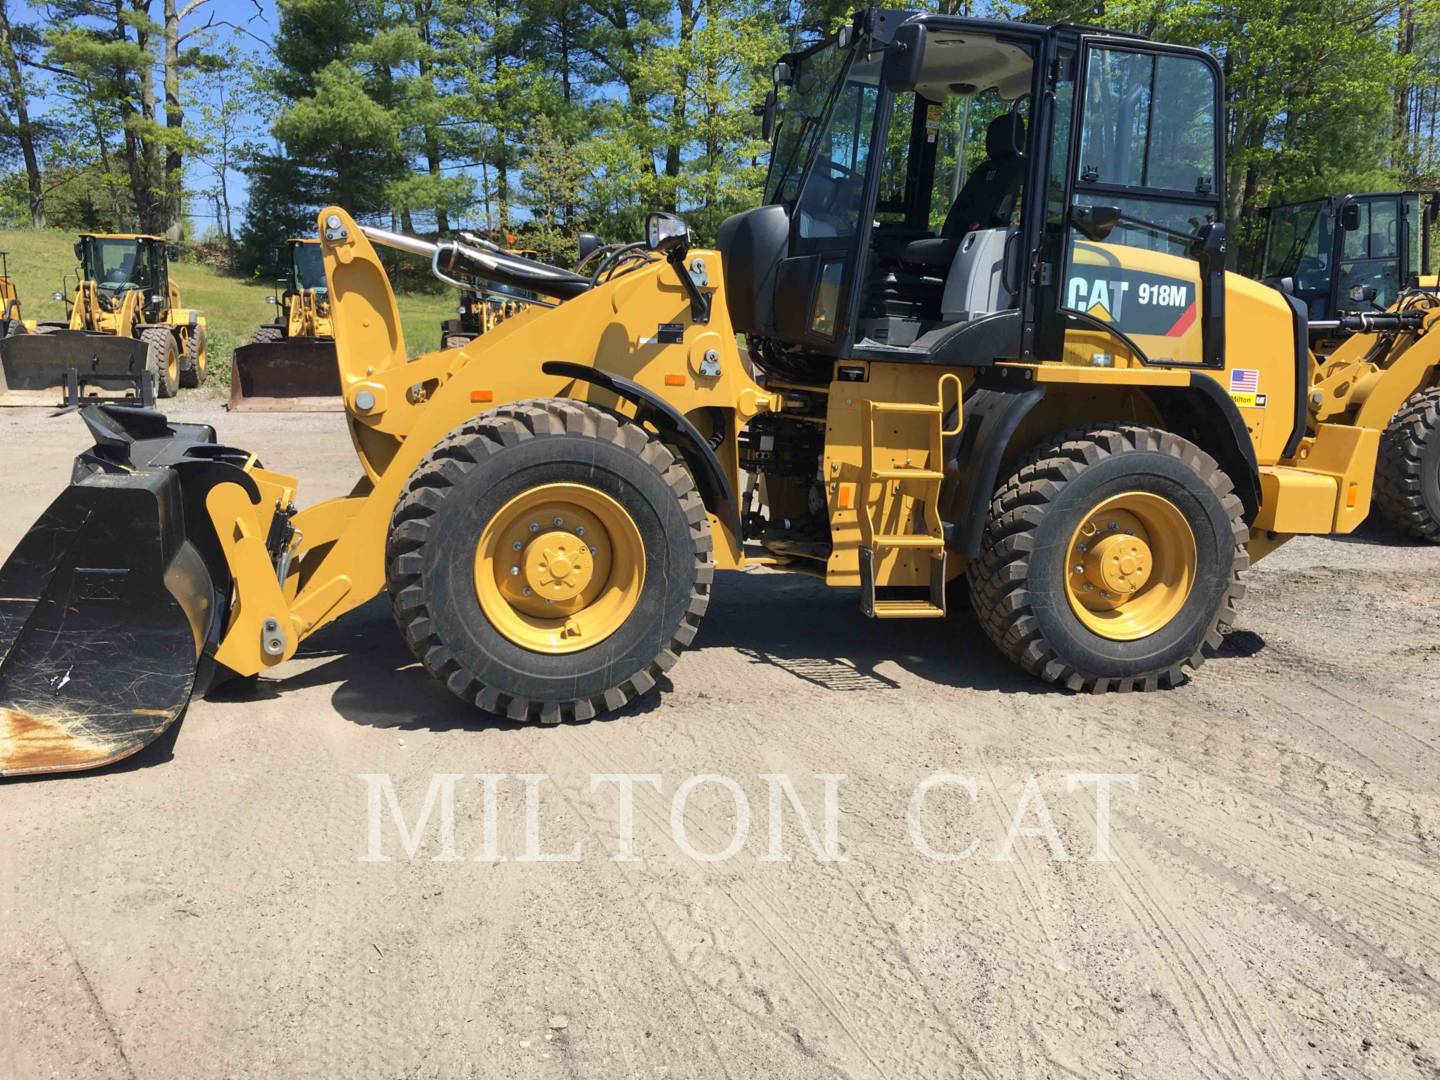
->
2;401;1438;1079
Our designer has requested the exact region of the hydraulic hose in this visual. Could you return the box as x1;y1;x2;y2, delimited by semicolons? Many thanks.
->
357;225;591;301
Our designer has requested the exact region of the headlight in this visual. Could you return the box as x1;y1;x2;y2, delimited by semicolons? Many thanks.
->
645;212;690;253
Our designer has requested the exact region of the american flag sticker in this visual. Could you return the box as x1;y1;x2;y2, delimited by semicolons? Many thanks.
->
1229;368;1260;393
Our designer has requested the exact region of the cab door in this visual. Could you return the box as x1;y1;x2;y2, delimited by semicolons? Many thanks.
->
776;47;887;351
1035;37;1225;367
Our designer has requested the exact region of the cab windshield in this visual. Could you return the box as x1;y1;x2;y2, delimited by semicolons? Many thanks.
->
292;243;327;293
1260;202;1332;288
83;238;149;291
764;37;853;205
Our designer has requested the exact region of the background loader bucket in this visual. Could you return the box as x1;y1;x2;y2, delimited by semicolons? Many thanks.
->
0;409;232;776
228;338;342;411
0;331;150;407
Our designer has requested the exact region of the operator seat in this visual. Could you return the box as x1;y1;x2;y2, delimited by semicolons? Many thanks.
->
900;112;1025;273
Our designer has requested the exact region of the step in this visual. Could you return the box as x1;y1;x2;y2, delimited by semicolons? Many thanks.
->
869;467;944;481
867;401;942;415
870;534;945;549
870;599;947;619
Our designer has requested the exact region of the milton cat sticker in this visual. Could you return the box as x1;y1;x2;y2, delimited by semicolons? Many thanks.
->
1065;268;1197;338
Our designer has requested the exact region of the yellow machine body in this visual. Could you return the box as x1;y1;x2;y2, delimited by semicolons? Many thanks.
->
184;208;1396;677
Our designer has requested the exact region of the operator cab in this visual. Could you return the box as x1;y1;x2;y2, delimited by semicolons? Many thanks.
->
718;9;1227;383
1258;192;1440;320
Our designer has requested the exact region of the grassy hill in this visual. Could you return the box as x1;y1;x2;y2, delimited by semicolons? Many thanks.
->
0;229;458;393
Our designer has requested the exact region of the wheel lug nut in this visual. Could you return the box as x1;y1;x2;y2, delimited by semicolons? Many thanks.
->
522;586;532;596
589;546;597;556
1073;565;1084;575
529;522;539;533
575;526;585;536
1108;521;1118;530
512;540;522;551
553;516;564;526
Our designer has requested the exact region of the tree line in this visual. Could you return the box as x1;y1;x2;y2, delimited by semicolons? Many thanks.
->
1;0;1439;272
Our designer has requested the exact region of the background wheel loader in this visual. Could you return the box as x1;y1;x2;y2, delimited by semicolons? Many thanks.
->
0;233;206;407
5;8;1440;777
229;237;342;411
0;251;35;339
438;239;542;349
1255;190;1439;351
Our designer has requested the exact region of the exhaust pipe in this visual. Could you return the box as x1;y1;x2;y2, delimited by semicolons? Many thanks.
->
358;225;592;302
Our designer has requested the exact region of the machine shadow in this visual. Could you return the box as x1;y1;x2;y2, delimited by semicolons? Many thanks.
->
229;596;669;734
231;561;1272;737
1327;516;1427;548
683;569;1047;695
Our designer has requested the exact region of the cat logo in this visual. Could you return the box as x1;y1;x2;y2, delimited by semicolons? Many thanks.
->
1067;276;1130;322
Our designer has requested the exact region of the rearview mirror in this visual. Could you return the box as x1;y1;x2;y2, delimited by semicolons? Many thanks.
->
645;212;690;254
1340;200;1361;232
759;89;777;142
266;295;279;305
73;241;83;260
1070;204;1123;242
51;291;64;302
166;244;180;262
882;23;926;91
577;233;603;263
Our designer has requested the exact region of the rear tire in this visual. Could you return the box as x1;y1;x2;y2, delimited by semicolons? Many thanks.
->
251;324;284;345
180;323;207;388
1375;388;1440;542
385;398;713;724
141;326;179;398
968;425;1248;692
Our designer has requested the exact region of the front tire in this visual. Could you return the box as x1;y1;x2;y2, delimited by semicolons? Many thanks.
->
968;425;1248;692
1375;388;1440;542
180;322;207;388
385;399;713;723
141;326;179;398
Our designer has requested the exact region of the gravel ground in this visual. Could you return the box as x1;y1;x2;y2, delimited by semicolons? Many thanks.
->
2;401;1438;1079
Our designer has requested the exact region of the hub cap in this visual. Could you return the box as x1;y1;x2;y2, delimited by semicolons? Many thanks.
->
474;483;644;654
1064;492;1196;641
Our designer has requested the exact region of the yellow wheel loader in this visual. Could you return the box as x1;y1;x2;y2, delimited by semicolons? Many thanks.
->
0;234;206;407
438;239;542;349
4;9;1439;776
0;251;35;339
229;238;342;411
1255;191;1439;353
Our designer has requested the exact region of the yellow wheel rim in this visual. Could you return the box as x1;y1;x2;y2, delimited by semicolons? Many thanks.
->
474;483;645;655
194;335;206;380
1063;491;1196;641
167;344;179;387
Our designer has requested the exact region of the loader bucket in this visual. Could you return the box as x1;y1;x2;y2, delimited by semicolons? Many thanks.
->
0;330;150;407
228;337;342;411
0;405;254;776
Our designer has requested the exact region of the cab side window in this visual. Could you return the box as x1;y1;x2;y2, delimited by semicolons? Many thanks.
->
1073;48;1219;254
1338;198;1401;310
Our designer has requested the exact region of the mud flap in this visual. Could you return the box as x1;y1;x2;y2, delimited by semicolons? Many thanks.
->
0;331;151;407
0;405;254;776
228;338;342;412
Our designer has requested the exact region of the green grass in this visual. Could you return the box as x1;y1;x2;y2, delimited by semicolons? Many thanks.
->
0;228;459;393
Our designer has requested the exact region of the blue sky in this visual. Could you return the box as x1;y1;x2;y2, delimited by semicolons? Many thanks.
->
14;0;282;232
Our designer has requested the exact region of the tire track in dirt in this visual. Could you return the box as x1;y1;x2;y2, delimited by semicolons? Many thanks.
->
548;722;994;1080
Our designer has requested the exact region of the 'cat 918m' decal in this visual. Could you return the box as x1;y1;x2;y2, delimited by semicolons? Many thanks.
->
1066;268;1197;338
